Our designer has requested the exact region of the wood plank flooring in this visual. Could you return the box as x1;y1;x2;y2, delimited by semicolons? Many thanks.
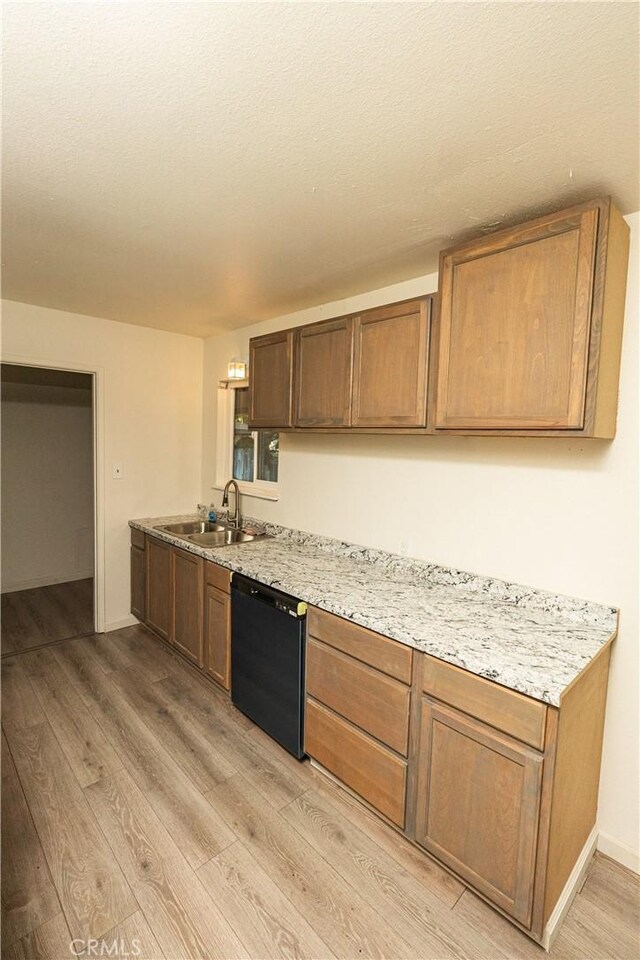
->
1;579;93;656
2;623;639;959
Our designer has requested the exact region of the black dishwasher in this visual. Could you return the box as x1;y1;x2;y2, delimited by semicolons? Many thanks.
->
231;574;307;759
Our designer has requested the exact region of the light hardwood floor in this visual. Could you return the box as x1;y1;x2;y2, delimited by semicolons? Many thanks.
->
1;623;638;959
1;579;93;656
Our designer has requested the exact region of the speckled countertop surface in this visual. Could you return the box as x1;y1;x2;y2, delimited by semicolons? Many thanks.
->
130;514;618;706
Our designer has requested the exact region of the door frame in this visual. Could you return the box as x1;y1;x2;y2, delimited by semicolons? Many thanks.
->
2;353;106;633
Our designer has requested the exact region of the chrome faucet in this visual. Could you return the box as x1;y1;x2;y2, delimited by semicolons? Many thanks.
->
222;479;241;529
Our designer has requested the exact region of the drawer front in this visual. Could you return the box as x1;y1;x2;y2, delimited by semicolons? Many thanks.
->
130;527;146;550
205;560;231;594
307;638;411;755
305;698;407;827
423;654;547;750
308;607;413;684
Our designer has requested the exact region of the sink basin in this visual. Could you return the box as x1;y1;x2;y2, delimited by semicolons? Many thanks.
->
157;520;226;535
154;518;269;548
189;528;267;546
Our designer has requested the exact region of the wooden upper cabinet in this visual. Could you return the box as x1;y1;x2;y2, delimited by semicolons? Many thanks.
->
352;299;431;428
294;316;354;427
248;330;294;429
434;198;629;436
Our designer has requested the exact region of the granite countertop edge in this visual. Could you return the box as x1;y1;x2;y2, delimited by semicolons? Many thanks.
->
129;514;618;707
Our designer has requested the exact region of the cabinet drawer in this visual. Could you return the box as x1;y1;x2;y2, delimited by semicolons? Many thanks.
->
307;638;410;755
308;607;412;684
130;527;146;550
205;560;231;594
423;654;547;750
305;698;407;827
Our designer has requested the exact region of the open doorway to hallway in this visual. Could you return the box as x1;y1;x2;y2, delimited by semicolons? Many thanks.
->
1;363;95;655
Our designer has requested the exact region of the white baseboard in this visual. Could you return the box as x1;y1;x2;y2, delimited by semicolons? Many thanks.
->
103;615;140;633
1;570;94;594
597;830;640;875
542;826;598;951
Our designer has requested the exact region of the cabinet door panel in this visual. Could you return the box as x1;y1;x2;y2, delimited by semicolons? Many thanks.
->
435;207;598;430
352;300;430;427
294;317;354;426
249;331;293;428
415;698;542;927
204;583;230;690
130;546;146;621
146;537;171;639
171;548;204;667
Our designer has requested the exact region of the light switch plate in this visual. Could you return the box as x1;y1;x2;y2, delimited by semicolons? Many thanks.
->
112;463;124;479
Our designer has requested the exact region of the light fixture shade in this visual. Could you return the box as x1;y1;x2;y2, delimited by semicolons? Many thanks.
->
227;358;247;379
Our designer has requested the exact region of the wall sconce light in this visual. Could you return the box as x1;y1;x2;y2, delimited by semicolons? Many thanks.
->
227;358;247;380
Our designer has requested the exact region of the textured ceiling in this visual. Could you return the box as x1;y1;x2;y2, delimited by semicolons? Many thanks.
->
2;2;639;338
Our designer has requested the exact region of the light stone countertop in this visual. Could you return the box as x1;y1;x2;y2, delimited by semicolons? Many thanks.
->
130;513;618;707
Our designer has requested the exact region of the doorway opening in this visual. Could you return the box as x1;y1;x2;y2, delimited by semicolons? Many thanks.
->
1;363;96;655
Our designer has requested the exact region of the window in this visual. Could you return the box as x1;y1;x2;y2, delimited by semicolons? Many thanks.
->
232;387;279;485
215;381;280;500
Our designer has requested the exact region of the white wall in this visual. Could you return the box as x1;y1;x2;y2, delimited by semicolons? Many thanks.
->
1;300;204;629
202;213;640;873
2;382;94;591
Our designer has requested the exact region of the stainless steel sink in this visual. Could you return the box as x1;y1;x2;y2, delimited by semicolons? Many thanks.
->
154;519;269;548
189;528;266;546
156;520;226;535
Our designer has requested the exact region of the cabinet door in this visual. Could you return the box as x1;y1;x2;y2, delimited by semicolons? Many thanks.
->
130;546;146;621
146;537;171;639
435;205;599;430
352;300;430;427
171;548;204;667
204;583;230;690
249;330;294;428
294;317;354;427
415;698;543;927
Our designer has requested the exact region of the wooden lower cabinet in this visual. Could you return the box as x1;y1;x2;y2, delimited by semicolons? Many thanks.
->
145;536;171;639
303;605;614;947
171;548;204;667
134;547;614;947
414;697;543;927
304;609;412;829
130;544;146;621
204;583;230;690
134;532;232;691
